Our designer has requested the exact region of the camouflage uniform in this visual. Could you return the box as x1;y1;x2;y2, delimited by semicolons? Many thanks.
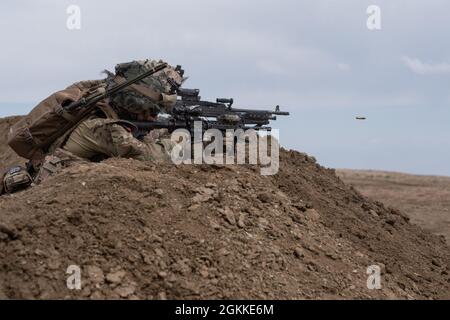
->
34;59;184;183
62;118;174;162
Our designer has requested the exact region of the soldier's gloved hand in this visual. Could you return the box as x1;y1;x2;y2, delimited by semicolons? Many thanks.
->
143;129;171;143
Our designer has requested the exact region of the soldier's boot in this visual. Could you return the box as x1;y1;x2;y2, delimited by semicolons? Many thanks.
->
0;166;33;195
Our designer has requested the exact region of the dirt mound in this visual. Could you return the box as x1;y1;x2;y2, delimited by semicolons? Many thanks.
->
0;117;449;299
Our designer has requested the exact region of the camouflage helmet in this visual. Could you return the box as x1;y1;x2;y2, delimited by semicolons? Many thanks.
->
107;59;185;116
115;59;184;94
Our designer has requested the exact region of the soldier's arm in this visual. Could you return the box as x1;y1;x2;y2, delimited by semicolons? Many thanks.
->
63;118;173;163
109;123;171;162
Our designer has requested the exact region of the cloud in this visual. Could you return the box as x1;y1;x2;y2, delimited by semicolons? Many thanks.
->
337;63;350;72
402;56;450;75
256;60;286;75
369;138;382;145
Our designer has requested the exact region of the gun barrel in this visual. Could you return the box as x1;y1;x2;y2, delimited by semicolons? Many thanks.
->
273;111;290;116
231;108;289;116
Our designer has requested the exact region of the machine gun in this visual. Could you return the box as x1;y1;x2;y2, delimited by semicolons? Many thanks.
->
131;88;290;139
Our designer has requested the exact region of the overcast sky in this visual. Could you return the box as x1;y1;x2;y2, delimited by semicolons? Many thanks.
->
1;0;449;175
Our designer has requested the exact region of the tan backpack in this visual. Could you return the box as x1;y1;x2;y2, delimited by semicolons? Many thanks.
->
7;81;104;160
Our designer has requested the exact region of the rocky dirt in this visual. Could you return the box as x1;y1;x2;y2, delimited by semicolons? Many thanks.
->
338;169;450;244
0;117;449;299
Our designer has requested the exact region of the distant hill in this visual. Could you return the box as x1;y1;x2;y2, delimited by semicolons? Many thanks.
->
337;169;450;244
